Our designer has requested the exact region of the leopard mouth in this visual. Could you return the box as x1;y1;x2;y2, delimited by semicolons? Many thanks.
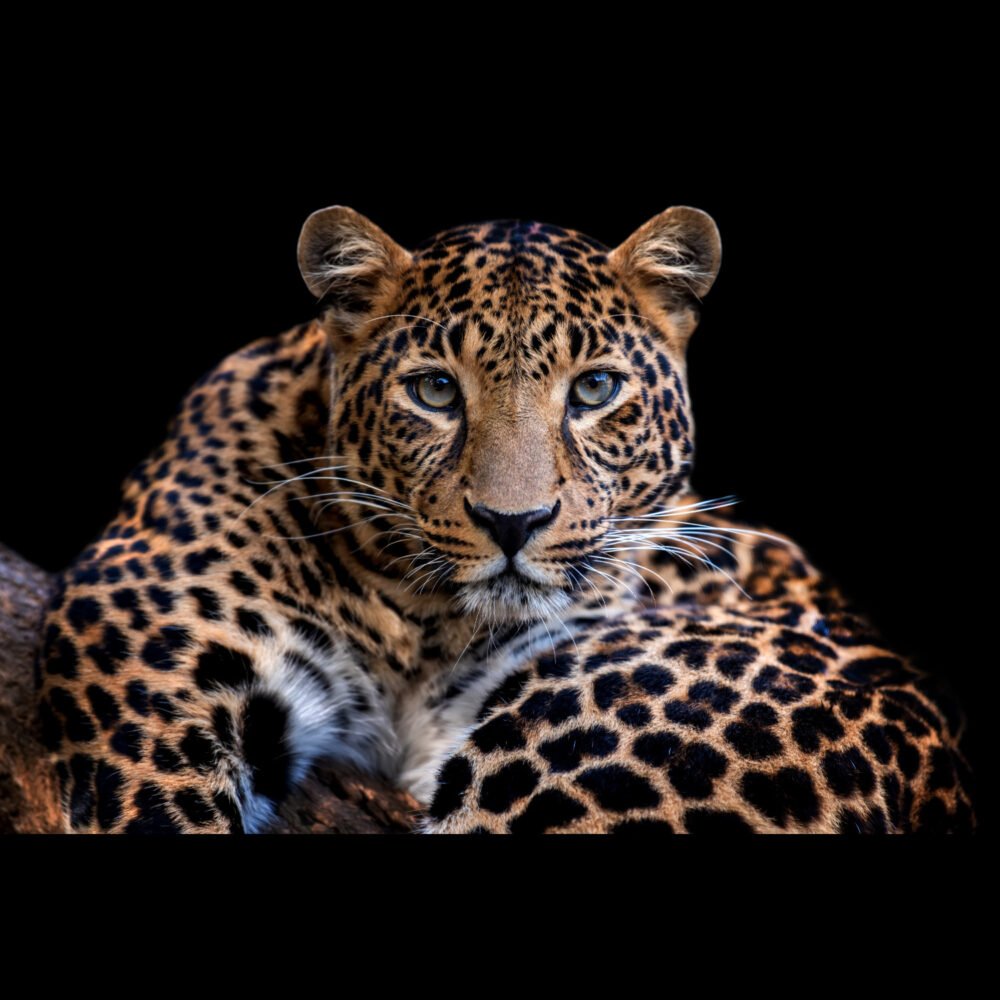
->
493;561;540;585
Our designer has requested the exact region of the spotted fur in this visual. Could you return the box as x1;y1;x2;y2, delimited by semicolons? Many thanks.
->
35;205;975;833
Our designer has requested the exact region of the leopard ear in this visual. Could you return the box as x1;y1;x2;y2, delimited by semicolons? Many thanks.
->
608;206;722;346
297;205;412;345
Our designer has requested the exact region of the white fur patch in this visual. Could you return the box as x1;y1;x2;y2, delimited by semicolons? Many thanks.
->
224;619;397;832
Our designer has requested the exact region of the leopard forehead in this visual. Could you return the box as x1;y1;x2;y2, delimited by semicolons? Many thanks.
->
407;217;621;330
396;219;676;380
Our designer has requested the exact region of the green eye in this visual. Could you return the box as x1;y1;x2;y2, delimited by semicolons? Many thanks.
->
410;373;459;410
570;371;620;408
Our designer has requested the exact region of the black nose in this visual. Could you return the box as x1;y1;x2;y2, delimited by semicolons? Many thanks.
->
464;498;560;557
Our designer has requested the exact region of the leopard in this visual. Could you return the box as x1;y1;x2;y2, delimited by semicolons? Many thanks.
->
33;204;976;834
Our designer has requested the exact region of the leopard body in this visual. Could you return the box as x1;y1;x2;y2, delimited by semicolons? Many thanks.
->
34;206;975;833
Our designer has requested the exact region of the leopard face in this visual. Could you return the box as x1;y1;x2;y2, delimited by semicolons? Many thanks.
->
298;206;722;624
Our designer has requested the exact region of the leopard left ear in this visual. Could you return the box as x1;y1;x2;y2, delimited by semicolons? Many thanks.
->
608;206;722;346
297;205;413;346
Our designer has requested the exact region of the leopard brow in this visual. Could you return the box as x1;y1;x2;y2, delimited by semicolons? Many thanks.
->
576;354;630;372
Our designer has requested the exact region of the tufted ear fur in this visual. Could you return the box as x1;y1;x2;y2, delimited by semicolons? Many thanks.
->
297;205;413;346
608;206;722;347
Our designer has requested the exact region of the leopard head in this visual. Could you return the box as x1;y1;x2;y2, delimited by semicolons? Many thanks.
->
298;205;721;623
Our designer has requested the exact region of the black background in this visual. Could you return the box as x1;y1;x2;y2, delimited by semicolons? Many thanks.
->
1;49;989;834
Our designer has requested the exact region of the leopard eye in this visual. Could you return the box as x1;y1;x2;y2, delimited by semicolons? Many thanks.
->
410;372;460;410
570;371;620;409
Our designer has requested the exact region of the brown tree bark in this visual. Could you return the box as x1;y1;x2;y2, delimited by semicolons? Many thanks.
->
0;541;421;834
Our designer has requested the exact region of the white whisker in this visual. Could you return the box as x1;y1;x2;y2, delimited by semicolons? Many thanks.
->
586;563;639;603
592;554;674;599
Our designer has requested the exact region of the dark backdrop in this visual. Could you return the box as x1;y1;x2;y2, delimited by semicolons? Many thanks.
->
1;87;988;831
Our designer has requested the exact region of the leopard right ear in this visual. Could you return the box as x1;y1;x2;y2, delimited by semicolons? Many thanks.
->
297;205;412;346
607;206;722;350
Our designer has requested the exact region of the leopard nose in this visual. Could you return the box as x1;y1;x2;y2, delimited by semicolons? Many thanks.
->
464;498;561;557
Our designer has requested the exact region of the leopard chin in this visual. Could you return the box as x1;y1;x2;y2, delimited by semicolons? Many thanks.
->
455;571;573;625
